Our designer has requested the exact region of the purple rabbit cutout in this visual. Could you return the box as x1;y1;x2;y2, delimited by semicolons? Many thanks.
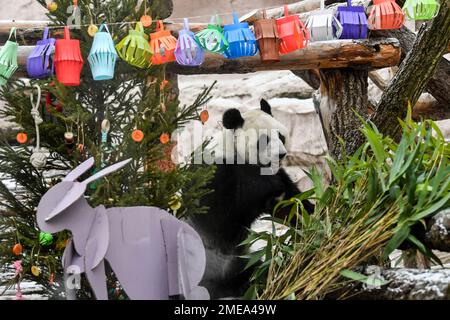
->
37;157;209;300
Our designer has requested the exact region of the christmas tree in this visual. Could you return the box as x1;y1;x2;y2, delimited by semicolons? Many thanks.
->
0;0;215;299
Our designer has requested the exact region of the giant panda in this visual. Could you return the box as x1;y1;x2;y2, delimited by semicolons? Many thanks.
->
187;99;314;299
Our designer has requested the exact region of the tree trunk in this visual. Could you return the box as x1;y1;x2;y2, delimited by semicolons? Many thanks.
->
372;3;450;140
318;68;369;160
292;70;321;90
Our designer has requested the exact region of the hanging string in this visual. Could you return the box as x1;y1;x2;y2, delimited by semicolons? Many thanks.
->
0;2;290;31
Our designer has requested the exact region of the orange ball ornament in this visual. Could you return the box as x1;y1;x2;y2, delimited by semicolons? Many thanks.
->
12;243;23;256
200;109;209;124
140;15;153;27
132;129;144;142
16;132;28;144
160;133;170;144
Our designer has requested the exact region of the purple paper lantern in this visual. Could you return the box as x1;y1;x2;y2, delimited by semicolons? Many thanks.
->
335;0;368;39
27;28;56;79
175;18;204;66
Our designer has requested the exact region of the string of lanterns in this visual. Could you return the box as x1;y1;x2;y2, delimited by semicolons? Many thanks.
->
0;0;442;86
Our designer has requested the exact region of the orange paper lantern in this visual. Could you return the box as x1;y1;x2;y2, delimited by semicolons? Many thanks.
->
16;132;28;144
54;27;84;86
277;5;309;55
150;21;177;65
368;0;405;30
12;243;23;256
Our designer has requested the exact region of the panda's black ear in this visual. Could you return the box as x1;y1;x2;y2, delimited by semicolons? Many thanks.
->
223;108;245;129
260;99;272;116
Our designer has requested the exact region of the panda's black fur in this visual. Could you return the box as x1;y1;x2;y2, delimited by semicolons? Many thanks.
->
188;99;314;299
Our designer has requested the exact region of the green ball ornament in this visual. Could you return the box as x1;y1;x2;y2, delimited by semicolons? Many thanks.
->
39;232;53;246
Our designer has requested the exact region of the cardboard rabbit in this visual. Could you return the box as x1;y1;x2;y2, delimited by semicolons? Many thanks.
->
36;157;209;300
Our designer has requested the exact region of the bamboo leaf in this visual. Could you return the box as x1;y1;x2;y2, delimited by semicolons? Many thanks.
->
244;249;265;271
383;225;410;259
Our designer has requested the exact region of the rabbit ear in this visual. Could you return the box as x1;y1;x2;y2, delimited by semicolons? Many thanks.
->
45;183;87;221
81;159;132;186
64;157;95;182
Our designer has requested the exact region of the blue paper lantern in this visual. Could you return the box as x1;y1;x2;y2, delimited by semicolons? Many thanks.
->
223;12;258;59
88;24;118;81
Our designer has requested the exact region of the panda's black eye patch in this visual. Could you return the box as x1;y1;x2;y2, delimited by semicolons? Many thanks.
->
279;133;285;144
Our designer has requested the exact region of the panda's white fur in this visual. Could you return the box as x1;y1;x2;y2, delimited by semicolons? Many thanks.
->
211;109;289;167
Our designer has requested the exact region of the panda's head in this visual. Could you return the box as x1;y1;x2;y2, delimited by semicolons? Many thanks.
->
213;99;288;171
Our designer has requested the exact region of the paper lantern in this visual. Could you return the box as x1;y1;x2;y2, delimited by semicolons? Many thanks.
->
116;22;152;69
335;0;368;39
254;10;280;63
175;18;205;66
368;0;405;30
306;0;343;41
0;28;18;86
54;27;84;86
223;12;258;59
27;28;55;79
150;20;177;65
88;24;118;81
195;15;229;54
277;5;309;55
402;0;440;20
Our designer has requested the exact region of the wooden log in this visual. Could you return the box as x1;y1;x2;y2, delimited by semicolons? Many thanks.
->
1;38;400;77
167;38;400;74
345;267;450;300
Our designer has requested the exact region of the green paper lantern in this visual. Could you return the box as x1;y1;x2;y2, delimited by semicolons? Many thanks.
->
195;15;229;54
0;27;18;86
115;22;152;69
402;0;440;20
39;232;53;246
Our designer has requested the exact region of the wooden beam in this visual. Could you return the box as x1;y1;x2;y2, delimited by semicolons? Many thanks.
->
2;38;400;77
168;38;400;75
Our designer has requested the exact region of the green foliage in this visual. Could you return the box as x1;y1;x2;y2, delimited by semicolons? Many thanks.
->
244;110;450;299
0;0;215;298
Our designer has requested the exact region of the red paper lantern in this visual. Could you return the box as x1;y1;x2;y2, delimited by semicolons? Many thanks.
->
54;27;84;86
277;5;309;55
368;0;405;30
